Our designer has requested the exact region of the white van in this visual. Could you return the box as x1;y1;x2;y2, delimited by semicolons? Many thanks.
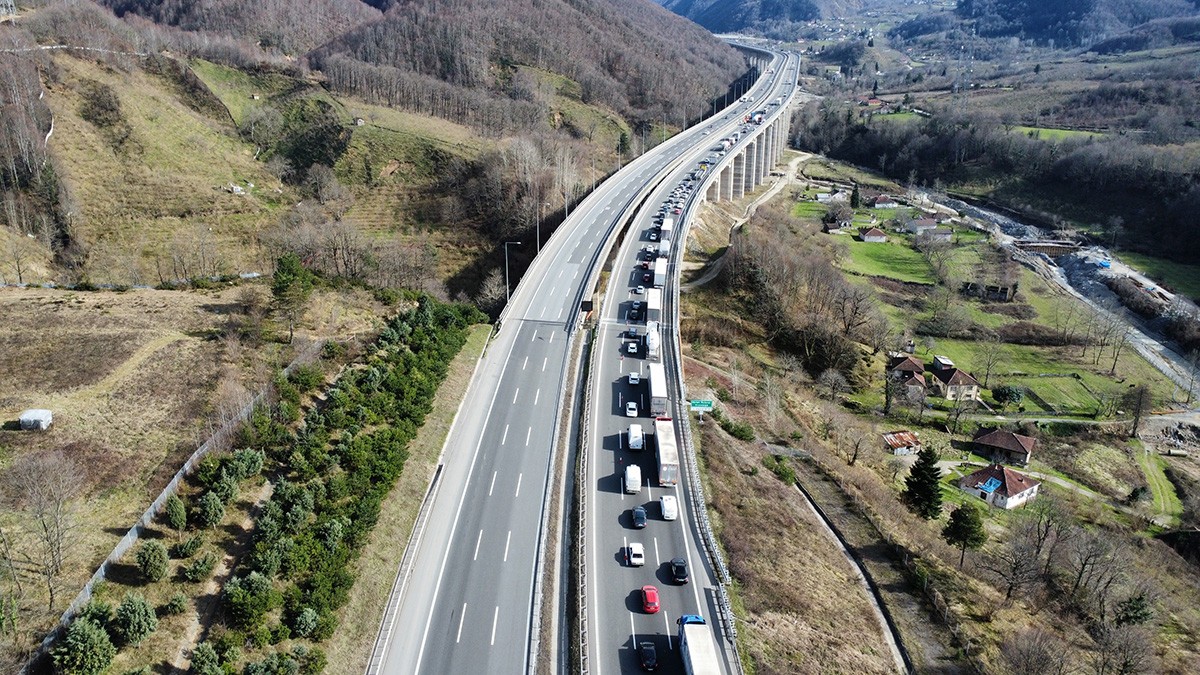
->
624;464;642;494
660;495;678;521
628;424;644;451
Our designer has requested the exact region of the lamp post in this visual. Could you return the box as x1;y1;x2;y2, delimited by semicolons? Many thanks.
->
504;240;522;304
537;201;550;254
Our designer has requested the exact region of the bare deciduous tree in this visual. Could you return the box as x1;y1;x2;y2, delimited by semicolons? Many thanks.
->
6;451;84;610
1001;628;1071;675
759;372;784;432
980;538;1040;602
816;368;849;401
1090;625;1155;675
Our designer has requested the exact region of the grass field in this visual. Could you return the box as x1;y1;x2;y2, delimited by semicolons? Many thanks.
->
1135;446;1183;526
188;59;299;125
840;238;937;284
46;56;289;282
0;284;387;666
1115;252;1200;301
1011;126;1104;141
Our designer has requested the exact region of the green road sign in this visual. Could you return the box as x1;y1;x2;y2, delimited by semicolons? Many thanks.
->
690;400;714;412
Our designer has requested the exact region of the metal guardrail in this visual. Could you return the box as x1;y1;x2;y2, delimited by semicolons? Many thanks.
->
366;463;445;674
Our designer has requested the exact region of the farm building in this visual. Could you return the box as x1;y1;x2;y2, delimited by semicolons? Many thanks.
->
882;430;922;455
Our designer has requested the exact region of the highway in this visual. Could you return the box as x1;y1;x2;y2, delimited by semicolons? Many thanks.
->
582;50;800;675
371;44;795;675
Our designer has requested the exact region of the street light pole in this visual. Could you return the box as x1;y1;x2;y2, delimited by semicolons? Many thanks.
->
504;240;522;304
537;201;550;254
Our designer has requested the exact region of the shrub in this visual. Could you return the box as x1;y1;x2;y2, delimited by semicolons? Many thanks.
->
321;341;346;360
289;364;325;392
136;540;169;583
182;552;217;583
77;600;112;629
163;592;190;616
224;571;278;630
762;454;796;484
229;449;265;480
292;607;319;638
172;534;204;559
196;491;226;528
190;643;221;675
112;593;158;646
52;618;115;675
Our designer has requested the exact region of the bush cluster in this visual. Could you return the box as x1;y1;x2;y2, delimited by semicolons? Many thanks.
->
221;296;484;642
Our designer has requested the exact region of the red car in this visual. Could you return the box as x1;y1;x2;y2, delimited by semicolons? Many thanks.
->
641;585;660;614
642;272;652;282
641;261;649;269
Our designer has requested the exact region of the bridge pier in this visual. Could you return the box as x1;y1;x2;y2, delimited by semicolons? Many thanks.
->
732;151;745;199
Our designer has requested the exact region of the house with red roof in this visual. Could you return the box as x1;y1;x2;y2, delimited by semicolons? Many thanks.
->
958;464;1041;509
931;367;980;402
973;429;1037;466
860;227;888;243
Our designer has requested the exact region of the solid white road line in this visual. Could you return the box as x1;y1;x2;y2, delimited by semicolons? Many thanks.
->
503;531;512;562
456;604;467;644
473;530;483;561
515;473;523;497
490;606;500;646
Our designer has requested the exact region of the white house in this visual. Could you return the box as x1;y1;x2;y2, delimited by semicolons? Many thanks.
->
958;464;1041;509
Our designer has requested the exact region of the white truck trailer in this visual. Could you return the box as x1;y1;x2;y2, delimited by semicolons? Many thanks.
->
652;259;667;288
648;362;668;417
678;615;721;675
654;417;679;486
644;320;661;360
645;287;662;322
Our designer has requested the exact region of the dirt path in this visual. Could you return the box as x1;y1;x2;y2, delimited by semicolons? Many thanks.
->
168;480;275;671
682;152;813;291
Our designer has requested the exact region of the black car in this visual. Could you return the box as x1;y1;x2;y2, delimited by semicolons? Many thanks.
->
669;557;689;584
638;641;658;671
632;506;647;529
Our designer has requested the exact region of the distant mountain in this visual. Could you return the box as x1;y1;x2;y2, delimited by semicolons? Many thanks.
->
655;0;822;35
956;0;1198;45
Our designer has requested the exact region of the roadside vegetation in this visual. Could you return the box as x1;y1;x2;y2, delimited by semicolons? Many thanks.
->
683;164;1200;672
41;292;484;674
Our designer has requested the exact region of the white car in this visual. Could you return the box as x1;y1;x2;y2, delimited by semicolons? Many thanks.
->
628;371;641;385
626;341;638;355
627;542;645;566
625;400;638;417
635;285;645;294
660;495;678;521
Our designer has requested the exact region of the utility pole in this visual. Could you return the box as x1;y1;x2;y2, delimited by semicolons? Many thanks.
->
504;241;522;304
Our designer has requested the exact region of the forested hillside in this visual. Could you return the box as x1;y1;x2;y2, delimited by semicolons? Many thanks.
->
657;0;822;36
0;0;747;301
956;0;1197;46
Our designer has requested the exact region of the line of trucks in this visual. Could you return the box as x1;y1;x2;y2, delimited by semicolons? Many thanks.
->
635;183;720;675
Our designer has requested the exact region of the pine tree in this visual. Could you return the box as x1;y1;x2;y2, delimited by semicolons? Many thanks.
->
52;618;115;675
165;494;187;535
136;540;169;583
272;252;314;344
903;445;943;519
943;504;987;568
112;593;158;646
850;184;862;209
